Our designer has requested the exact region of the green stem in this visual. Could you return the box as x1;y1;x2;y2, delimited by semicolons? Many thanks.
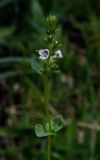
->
44;71;51;129
44;64;52;160
48;136;51;160
89;129;96;160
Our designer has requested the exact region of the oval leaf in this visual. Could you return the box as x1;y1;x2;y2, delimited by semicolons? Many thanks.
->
46;116;63;133
31;58;43;74
35;124;53;137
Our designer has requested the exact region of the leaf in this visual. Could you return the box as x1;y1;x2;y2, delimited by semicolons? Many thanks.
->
35;116;63;138
35;124;54;138
31;58;43;74
46;116;63;133
0;57;44;76
0;57;31;65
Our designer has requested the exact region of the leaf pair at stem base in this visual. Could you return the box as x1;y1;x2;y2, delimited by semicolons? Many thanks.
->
35;116;63;137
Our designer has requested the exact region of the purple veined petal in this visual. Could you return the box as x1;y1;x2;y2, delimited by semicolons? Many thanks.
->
38;49;49;60
43;49;49;54
39;49;49;55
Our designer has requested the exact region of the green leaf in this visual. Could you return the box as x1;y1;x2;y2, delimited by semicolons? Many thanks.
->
35;124;53;137
31;58;43;74
35;116;63;137
46;116;63;133
0;57;31;65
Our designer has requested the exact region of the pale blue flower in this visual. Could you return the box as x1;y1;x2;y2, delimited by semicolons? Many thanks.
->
39;49;49;60
55;50;63;58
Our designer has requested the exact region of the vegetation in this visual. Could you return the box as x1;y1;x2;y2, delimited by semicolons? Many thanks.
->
0;0;100;160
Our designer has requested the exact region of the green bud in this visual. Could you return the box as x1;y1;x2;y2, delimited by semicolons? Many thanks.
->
47;15;57;26
46;15;57;35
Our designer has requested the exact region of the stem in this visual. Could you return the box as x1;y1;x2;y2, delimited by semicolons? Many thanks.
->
48;136;51;160
44;64;52;160
44;71;51;128
89;129;96;160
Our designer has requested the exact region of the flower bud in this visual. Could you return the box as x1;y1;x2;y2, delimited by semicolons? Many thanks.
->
46;15;57;35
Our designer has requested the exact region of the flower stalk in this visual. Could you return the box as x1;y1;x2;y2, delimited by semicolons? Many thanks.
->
44;63;52;160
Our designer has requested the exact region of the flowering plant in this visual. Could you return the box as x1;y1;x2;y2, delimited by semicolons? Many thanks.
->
31;15;63;160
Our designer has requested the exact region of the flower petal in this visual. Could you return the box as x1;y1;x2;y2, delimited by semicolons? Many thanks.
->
39;49;44;56
39;55;48;60
55;50;63;58
38;49;49;60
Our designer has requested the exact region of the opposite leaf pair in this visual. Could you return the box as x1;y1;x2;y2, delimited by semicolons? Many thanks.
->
35;116;63;137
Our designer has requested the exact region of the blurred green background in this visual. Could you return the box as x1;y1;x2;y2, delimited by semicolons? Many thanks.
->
0;0;100;160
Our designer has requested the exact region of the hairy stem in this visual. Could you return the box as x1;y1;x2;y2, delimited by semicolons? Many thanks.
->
44;64;52;160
